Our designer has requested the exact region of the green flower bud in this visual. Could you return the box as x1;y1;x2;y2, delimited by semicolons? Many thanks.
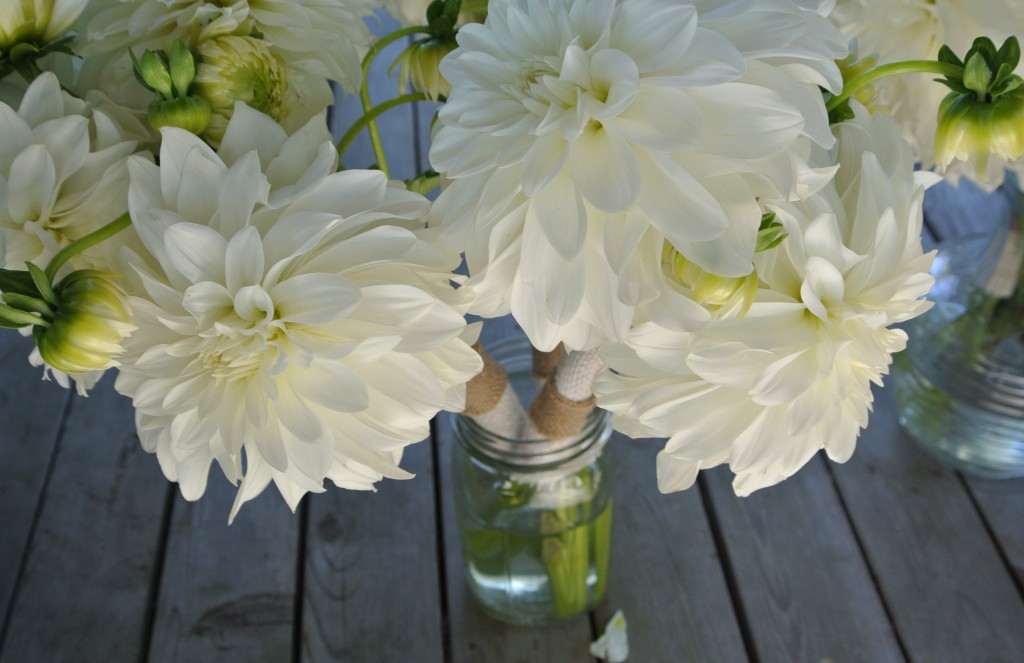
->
192;35;287;147
148;96;213;135
935;88;1024;175
933;36;1024;174
662;243;759;318
393;37;457;101
33;270;135;376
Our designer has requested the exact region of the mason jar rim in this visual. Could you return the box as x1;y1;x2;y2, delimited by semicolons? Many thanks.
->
452;335;612;473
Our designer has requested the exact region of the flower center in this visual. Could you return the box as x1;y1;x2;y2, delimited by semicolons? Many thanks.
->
188;284;284;381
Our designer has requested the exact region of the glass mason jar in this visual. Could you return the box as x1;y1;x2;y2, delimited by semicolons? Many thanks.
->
451;336;614;625
892;184;1024;478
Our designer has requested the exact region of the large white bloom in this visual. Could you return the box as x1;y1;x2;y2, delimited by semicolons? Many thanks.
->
595;106;938;496
430;0;845;352
114;117;480;520
0;72;138;272
832;0;1024;187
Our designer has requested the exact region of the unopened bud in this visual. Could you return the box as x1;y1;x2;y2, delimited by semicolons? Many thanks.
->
192;35;287;146
34;270;135;376
393;37;457;101
663;243;759;318
148;96;213;134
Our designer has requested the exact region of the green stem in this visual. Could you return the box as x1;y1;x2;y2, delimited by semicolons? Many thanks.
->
827;60;964;112
45;212;132;282
337;93;428;168
357;25;429;178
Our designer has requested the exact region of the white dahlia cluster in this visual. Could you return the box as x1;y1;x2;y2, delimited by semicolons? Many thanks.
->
0;72;139;272
594;106;938;495
113;108;480;519
429;0;847;352
832;0;1024;187
74;0;384;142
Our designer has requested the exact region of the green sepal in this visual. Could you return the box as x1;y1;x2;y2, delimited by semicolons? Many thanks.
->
938;45;964;68
132;49;173;98
755;212;787;253
963;52;994;99
427;0;460;39
0;268;39;298
996;36;1020;74
2;292;53;318
406;170;441;196
169;39;195;98
0;302;44;328
27;262;57;305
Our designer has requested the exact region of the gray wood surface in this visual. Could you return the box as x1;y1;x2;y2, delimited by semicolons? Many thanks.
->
0;377;168;663
0;334;71;635
704;456;903;663
594;437;747;663
147;482;300;663
300;440;446;663
831;389;1024;662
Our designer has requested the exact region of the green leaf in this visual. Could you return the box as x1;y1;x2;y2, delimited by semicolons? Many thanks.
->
169;40;195;98
27;263;56;305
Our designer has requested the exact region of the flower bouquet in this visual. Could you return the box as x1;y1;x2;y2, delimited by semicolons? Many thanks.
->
0;0;1021;626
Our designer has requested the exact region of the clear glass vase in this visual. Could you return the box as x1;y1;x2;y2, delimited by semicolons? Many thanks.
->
451;336;614;625
892;188;1024;478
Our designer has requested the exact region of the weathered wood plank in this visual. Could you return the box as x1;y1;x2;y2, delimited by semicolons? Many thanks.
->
0;377;169;662
0;334;71;635
147;480;300;663
704;456;903;663
831;387;1024;660
301;438;445;663
963;476;1024;589
594;436;748;662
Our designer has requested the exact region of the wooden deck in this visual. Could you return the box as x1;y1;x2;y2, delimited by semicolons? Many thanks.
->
2;16;1023;663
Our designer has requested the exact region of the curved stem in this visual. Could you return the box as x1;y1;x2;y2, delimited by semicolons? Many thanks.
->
337;93;428;167
45;212;132;282
827;60;964;112
357;25;429;178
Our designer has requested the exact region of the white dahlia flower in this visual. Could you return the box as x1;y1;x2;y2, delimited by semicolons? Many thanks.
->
595;105;938;496
74;0;377;141
831;0;1024;187
114;124;480;520
429;0;845;352
78;0;380;92
0;72;138;272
